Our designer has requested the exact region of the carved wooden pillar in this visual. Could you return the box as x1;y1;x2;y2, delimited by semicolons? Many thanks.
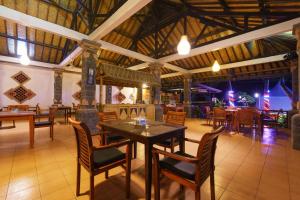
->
137;86;143;104
149;62;163;121
290;59;298;110
75;39;100;133
293;24;300;108
53;68;63;105
105;85;112;104
183;73;192;117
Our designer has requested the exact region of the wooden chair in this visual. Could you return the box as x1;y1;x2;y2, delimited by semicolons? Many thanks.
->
69;118;132;200
212;107;227;128
152;126;225;200
236;109;256;133
156;111;186;153
8;105;29;127
98;111;137;159
205;106;213;125
34;107;57;140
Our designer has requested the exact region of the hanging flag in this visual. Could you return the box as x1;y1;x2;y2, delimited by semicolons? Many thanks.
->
228;90;235;107
263;80;270;111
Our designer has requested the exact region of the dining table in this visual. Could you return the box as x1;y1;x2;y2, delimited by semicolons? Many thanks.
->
99;119;187;200
0;111;35;147
51;105;71;124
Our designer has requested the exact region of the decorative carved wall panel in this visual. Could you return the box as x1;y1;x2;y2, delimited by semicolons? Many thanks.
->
11;71;30;84
4;71;36;103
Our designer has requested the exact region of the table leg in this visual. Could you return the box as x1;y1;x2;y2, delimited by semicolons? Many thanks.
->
29;116;34;148
260;114;264;135
64;109;67;124
178;130;185;153
144;142;153;200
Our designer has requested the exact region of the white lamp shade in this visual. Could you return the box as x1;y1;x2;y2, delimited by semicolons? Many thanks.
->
177;35;191;55
212;60;220;72
20;54;30;65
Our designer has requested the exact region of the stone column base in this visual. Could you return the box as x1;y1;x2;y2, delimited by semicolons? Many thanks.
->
184;104;192;118
154;104;163;121
75;108;99;134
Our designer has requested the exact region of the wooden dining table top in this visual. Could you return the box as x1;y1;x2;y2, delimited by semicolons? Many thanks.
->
99;119;186;138
0;111;36;117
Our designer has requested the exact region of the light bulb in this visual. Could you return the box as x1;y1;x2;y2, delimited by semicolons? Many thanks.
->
20;54;30;65
177;35;191;55
212;60;220;72
142;83;148;88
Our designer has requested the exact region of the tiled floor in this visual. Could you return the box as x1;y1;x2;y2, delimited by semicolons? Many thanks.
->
0;119;299;200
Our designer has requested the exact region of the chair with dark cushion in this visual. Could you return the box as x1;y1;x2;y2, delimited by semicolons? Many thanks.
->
152;126;225;200
69;118;132;200
34;107;57;140
156;111;186;153
98;111;137;159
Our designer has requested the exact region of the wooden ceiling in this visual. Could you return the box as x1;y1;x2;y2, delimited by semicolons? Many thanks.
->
0;0;299;85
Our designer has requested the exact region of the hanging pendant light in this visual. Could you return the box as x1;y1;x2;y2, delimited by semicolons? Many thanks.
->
212;60;220;72
177;16;191;55
177;35;191;55
20;54;30;66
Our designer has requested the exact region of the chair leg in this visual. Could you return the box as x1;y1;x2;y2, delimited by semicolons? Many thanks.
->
50;125;53;140
76;163;81;196
105;171;109;179
153;166;160;200
90;174;94;200
126;155;131;198
195;189;201;200
12;120;15;128
133;141;137;159
170;145;174;153
210;172;216;200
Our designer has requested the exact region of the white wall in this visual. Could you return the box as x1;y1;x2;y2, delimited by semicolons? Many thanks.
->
0;63;54;107
0;63;139;107
62;72;81;106
111;87;137;104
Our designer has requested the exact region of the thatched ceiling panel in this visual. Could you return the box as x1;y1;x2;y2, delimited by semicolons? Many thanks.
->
0;37;8;55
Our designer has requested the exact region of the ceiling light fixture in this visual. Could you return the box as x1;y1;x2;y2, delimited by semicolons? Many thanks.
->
177;35;191;55
177;16;191;55
20;54;30;66
212;60;220;72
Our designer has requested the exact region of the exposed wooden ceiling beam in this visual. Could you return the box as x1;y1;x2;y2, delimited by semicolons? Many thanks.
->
159;17;300;63
0;4;188;74
60;0;151;67
0;55;58;68
160;54;286;78
0;5;88;41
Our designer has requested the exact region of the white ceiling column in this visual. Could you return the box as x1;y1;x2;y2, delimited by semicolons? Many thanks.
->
161;54;286;78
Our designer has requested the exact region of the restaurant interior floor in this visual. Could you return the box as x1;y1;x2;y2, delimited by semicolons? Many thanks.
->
0;118;299;200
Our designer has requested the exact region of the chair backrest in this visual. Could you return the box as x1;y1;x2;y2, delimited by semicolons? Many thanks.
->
236;109;255;125
205;106;211;113
99;111;118;122
213;107;226;118
8;105;29;111
165;111;186;126
195;126;225;185
69;118;94;170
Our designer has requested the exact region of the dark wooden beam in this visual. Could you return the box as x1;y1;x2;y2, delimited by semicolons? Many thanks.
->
0;32;64;51
40;0;73;14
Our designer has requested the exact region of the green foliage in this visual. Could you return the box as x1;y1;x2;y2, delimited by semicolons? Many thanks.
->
236;92;256;106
